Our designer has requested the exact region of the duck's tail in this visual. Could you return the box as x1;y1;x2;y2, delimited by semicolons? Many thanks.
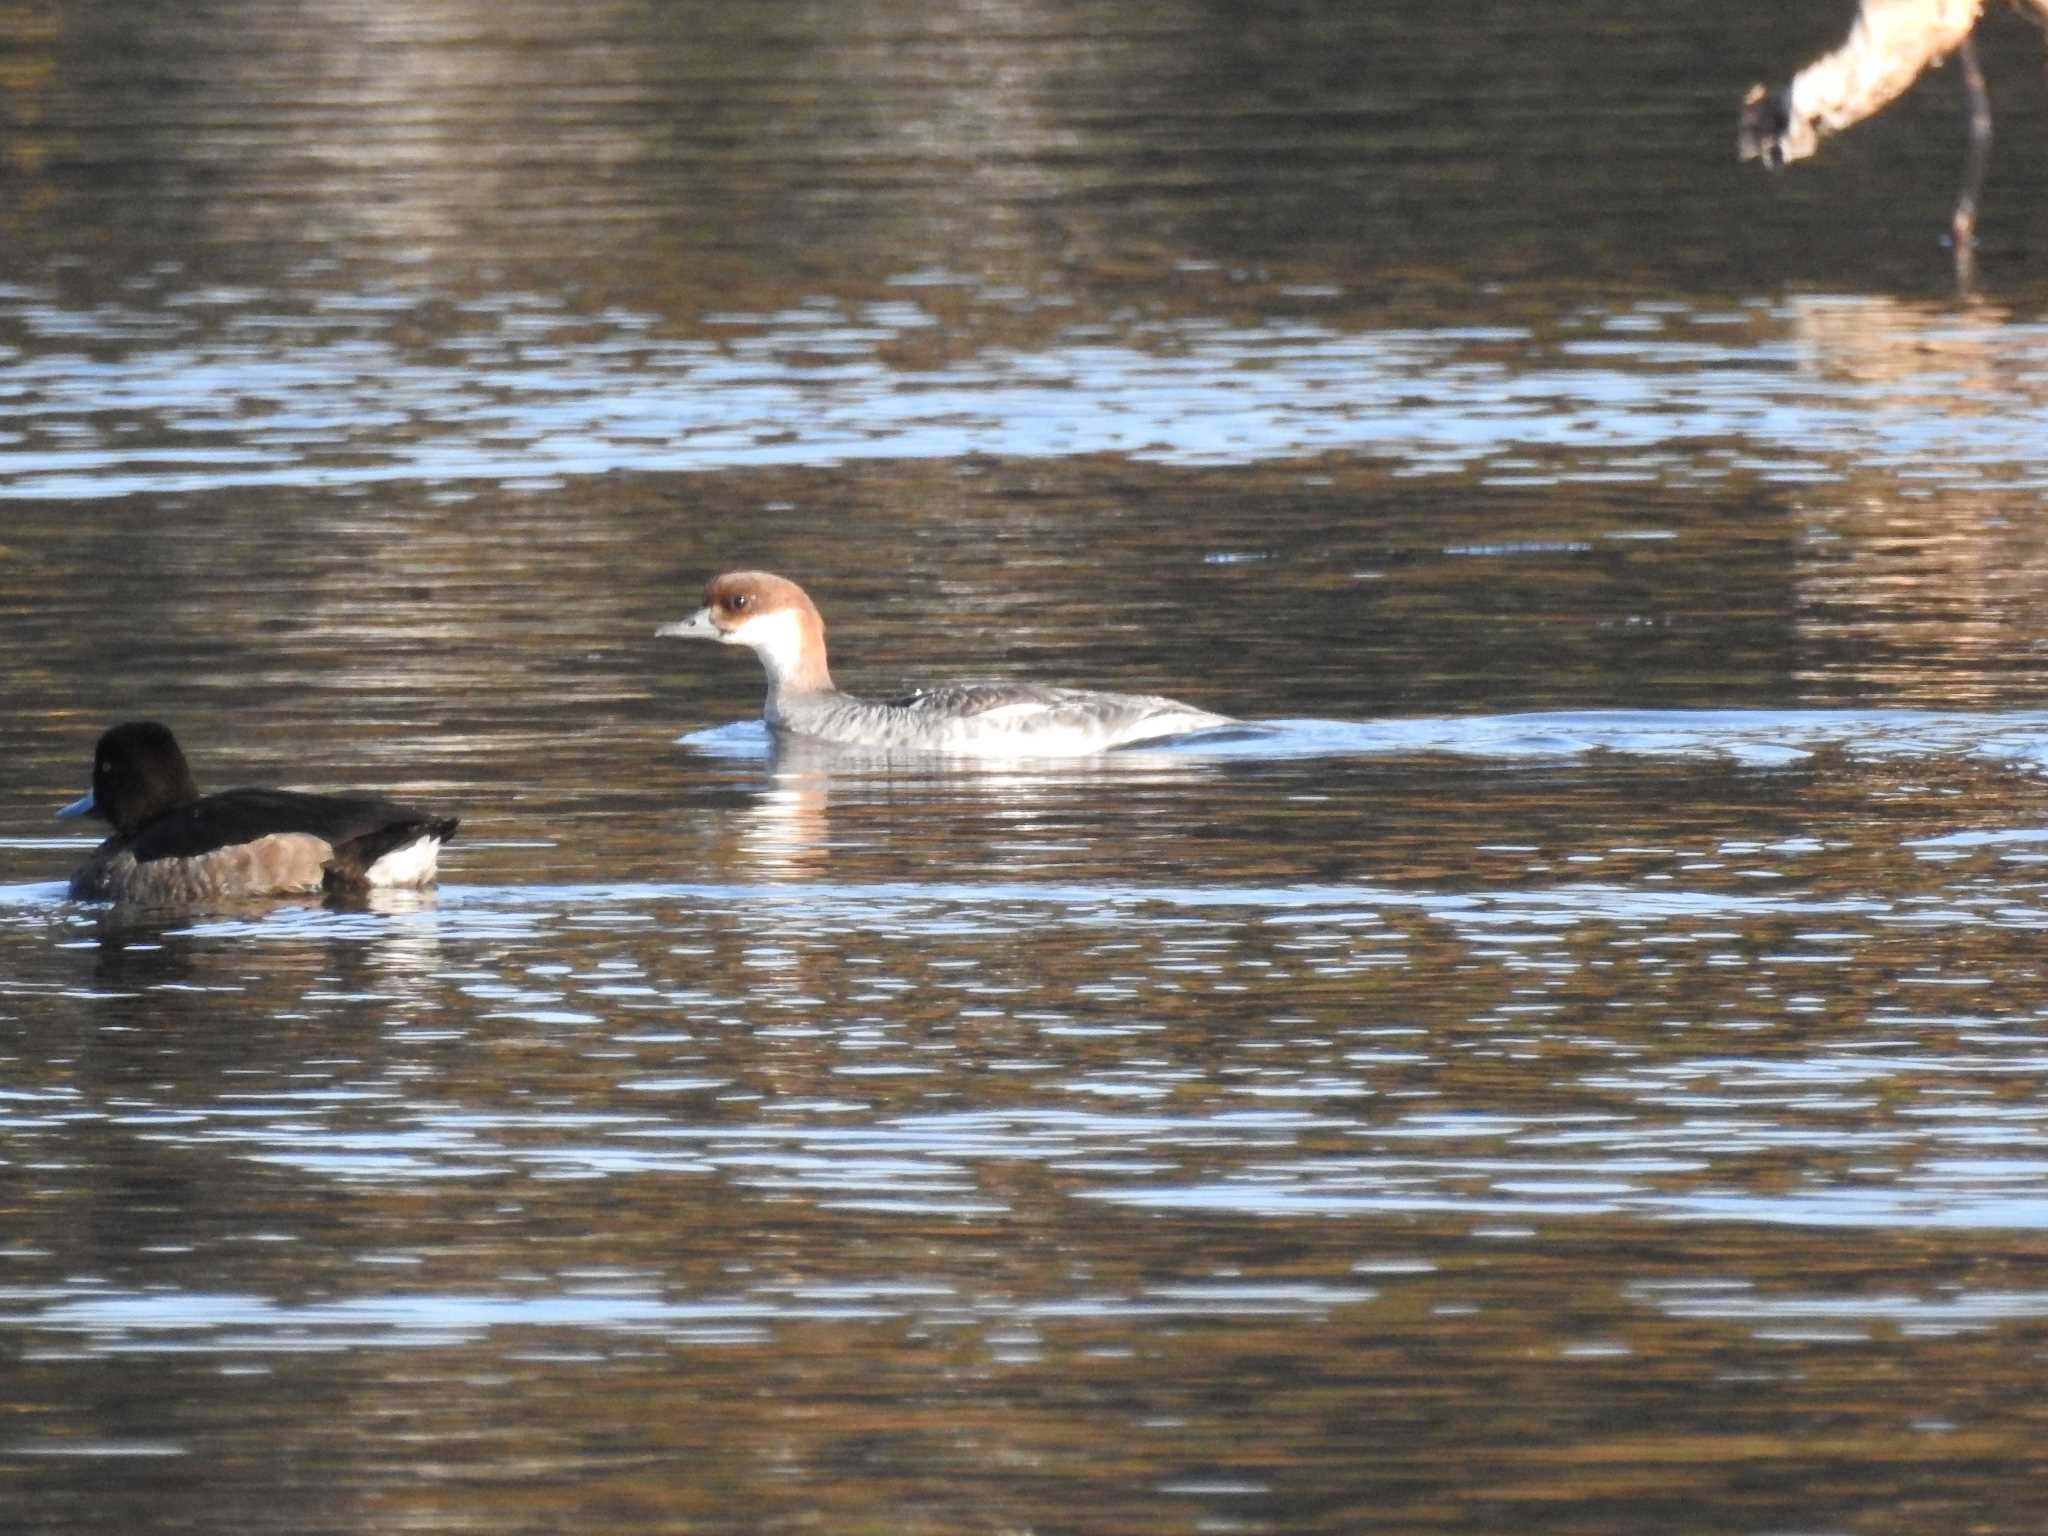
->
324;816;460;891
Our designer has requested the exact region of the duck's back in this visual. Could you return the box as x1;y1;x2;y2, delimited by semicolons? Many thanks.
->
123;789;432;862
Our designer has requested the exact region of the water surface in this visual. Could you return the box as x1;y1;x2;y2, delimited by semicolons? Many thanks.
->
8;2;2048;1533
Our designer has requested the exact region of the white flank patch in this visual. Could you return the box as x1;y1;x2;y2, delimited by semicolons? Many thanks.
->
363;834;443;888
955;703;1234;757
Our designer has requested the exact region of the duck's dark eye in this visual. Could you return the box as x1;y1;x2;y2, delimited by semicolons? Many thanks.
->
728;592;751;613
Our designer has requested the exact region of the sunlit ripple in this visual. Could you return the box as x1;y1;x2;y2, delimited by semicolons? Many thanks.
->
1631;1281;2048;1343
1;1272;1378;1357
76;1074;2048;1233
8;289;2048;497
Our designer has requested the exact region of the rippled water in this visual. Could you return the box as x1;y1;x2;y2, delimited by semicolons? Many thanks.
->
13;288;2048;500
9;1;2048;1533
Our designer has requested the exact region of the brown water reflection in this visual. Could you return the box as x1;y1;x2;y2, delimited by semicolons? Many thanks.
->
11;745;2048;1533
11;1;2048;1534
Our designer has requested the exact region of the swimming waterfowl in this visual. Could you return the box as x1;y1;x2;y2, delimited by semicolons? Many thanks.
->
658;570;1237;757
59;721;459;903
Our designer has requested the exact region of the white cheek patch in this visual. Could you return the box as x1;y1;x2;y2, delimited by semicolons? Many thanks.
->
730;608;807;677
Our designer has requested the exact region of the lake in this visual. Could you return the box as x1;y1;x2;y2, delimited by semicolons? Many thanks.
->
7;1;2048;1532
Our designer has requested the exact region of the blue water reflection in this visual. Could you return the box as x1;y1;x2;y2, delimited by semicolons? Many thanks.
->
12;287;2048;498
681;705;2048;767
